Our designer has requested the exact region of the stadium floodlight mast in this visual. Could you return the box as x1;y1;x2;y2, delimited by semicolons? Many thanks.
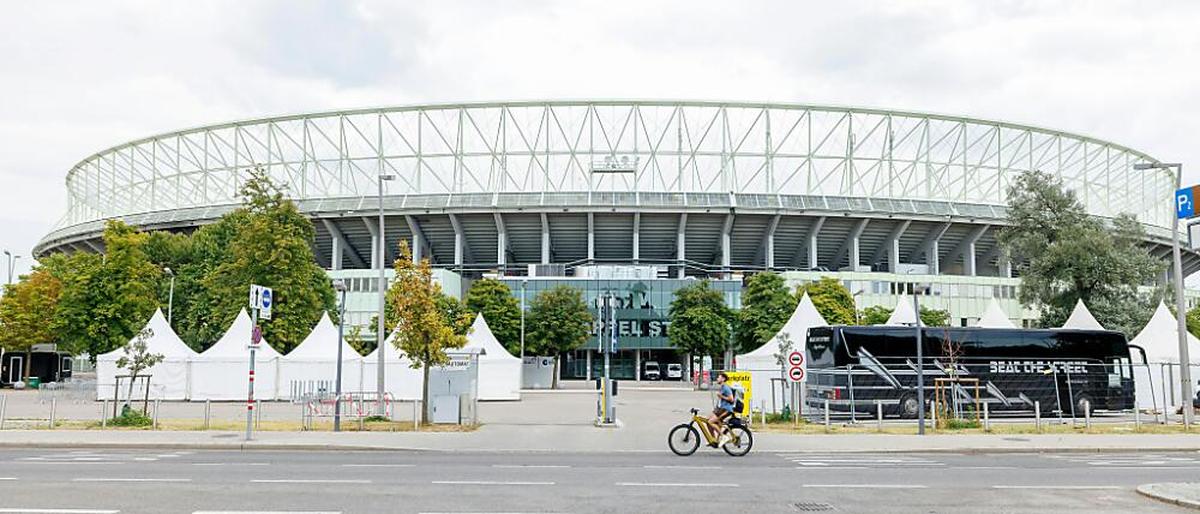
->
1133;161;1193;428
376;173;396;417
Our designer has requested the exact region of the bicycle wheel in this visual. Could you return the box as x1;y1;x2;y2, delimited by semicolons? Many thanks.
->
668;424;701;456
722;426;753;457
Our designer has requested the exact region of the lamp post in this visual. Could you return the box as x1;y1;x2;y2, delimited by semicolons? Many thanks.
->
376;173;396;416
333;280;347;432
164;267;175;326
520;280;528;360
852;290;864;325
1134;161;1193;428
3;250;19;288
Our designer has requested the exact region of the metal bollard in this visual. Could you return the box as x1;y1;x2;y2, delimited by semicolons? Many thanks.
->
256;400;262;429
413;400;419;431
1084;400;1091;429
930;401;936;431
204;400;211;430
153;399;160;430
1134;406;1141;430
0;395;7;430
876;400;883;432
824;400;831;431
49;397;57;429
983;402;990;432
1035;401;1041;432
760;405;766;426
101;399;108;428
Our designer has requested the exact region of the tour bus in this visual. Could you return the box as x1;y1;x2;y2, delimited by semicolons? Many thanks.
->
805;326;1136;418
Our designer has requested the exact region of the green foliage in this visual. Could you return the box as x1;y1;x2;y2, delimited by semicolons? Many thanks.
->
464;279;522;354
0;267;62;378
116;327;165;407
919;307;950;327
108;407;153;427
668;281;733;371
796;277;856;325
437;293;474;336
998;170;1162;335
859;305;892;325
52;221;162;359
526;285;593;356
1188;305;1200;340
736;272;796;354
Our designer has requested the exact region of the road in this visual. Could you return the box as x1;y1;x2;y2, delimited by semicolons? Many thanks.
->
0;448;1196;513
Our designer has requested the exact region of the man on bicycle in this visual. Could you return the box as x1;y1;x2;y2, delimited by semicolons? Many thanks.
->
707;372;736;446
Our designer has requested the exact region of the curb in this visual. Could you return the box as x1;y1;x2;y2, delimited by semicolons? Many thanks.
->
1137;484;1200;510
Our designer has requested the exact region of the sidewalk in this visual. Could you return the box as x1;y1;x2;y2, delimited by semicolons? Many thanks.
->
1138;483;1200;510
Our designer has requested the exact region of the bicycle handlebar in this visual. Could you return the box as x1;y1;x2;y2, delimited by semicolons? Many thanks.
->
690;408;699;415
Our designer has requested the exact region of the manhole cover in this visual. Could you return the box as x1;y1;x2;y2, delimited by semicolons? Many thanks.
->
792;502;834;512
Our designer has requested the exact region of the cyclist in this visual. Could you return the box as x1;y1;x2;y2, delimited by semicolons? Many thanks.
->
707;372;736;446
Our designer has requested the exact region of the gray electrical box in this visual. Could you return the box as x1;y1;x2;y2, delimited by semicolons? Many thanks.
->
426;351;480;424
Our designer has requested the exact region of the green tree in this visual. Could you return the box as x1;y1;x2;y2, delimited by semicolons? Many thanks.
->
797;277;856;325
526;285;593;388
857;305;949;327
374;285;472;354
0;268;63;379
998;170;1162;335
736;272;797;354
668;280;733;382
53;221;162;360
189;167;337;353
464;279;522;354
919;307;950;327
115;327;164;411
390;240;468;423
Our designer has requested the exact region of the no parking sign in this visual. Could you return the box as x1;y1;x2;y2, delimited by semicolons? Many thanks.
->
787;350;806;383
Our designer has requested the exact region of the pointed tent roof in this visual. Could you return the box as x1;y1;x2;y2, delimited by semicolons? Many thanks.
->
885;294;918;326
99;308;198;360
740;293;828;358
198;308;281;360
1061;299;1104;331
284;312;361;360
977;298;1017;329
364;329;413;362
464;313;519;361
1129;301;1200;364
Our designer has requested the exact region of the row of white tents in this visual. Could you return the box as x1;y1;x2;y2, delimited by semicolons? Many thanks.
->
736;293;1200;413
96;309;521;402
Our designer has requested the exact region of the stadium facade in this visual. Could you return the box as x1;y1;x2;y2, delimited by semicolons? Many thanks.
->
36;101;1200;379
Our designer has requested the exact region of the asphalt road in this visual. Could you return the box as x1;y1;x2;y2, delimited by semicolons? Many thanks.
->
1;448;1197;513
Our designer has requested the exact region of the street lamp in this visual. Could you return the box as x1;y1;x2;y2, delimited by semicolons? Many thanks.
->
1134;161;1193;428
333;280;347;432
852;290;864;325
520;280;528;360
3;250;20;288
164;267;175;326
375;173;396;416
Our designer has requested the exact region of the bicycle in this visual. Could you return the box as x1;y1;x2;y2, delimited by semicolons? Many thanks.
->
668;408;753;457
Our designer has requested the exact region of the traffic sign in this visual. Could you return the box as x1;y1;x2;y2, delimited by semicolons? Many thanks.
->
788;366;805;382
249;284;273;320
788;351;804;367
1178;186;1199;219
251;326;262;345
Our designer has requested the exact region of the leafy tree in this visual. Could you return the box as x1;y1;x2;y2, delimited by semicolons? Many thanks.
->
374;286;472;354
526;285;593;388
998;170;1162;335
919;307;951;327
1188;304;1200;339
53;221;162;360
389;240;468;423
668;280;733;381
858;305;949;327
0;268;63;379
796;277;856;325
464;279;522;354
115;327;164;412
736;272;797;354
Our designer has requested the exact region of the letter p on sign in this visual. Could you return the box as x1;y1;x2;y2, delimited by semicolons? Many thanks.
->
1177;186;1198;219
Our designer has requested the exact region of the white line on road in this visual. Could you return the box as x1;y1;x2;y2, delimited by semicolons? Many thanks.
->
341;464;415;468
0;509;121;513
192;511;342;514
801;484;927;489
0;478;17;481
492;465;570;469
992;485;1122;490
251;479;371;484
642;465;721;469
72;478;190;483
11;462;123;465
617;482;737;488
193;463;271;467
432;481;555;486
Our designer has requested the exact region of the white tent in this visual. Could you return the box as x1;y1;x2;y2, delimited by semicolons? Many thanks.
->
191;309;282;401
362;330;424;401
1128;301;1200;410
1061;299;1104;330
278;313;364;400
885;294;918;326
463;313;522;400
976;298;1017;329
736;293;827;413
96;309;198;401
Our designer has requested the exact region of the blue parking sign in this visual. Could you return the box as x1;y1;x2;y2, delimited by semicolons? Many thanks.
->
1178;186;1197;219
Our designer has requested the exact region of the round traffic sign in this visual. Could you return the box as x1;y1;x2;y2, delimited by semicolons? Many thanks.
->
251;326;262;345
788;351;804;367
788;366;806;382
260;289;272;308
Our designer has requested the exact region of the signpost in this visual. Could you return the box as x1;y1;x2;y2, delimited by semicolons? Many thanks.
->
246;284;272;441
787;350;806;422
1167;173;1197;428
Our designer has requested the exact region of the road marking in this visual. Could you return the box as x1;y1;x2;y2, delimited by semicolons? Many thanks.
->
251;479;371;484
341;464;415;468
642;465;721;469
801;484;927;489
11;461;123;465
992;485;1122;490
72;478;191;483
193;463;271;467
492;465;570;469
192;512;342;514
0;510;121;513
616;482;736;487
432;481;555;486
0;478;17;481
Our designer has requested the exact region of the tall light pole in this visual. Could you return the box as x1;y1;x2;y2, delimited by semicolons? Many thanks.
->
376;173;396;416
520;280;528;360
164;267;175;326
1134;161;1194;428
3;250;19;288
333;280;347;432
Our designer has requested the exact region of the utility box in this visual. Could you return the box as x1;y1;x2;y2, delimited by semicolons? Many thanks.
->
522;356;556;389
426;351;480;424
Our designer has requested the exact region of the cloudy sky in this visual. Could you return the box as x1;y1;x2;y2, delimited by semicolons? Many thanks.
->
1;1;1198;278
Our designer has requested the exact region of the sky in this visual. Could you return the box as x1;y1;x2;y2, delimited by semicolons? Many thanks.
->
1;0;1198;280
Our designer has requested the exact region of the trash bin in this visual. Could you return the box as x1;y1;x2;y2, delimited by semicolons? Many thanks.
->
27;377;41;389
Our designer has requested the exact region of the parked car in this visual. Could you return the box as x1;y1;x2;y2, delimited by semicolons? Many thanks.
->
665;363;683;380
643;361;661;380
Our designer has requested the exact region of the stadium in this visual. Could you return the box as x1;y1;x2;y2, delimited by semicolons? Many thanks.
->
34;100;1199;380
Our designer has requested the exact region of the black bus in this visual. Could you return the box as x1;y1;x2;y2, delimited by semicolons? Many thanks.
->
805;326;1135;418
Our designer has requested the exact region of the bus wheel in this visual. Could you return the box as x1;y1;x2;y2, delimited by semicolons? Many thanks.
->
897;393;920;419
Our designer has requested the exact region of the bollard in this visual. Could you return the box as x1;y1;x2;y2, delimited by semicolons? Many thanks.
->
49;397;57;429
761;405;766;426
876;400;883;432
930;401;937;431
983;402;990;432
1084;400;1091;429
256;400;262;429
0;395;7;430
1135;406;1141;430
1035;401;1041;432
823;400;831;432
153;399;160;430
101;399;108;428
413;400;419;431
204;400;211;430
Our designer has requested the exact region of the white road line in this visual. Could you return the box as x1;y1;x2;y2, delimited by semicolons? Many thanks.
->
0;478;17;481
801;484;927;489
341;464;415;468
251;479;371;484
419;512;568;514
795;466;867;470
616;482;736;488
431;481;555;486
992;485;1122;490
0;509;121;514
492;465;570;469
11;462;123;465
192;511;342;514
642;465;721;469
193;463;270;467
72;478;191;483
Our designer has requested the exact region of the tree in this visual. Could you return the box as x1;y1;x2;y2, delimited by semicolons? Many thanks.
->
919;307;951;328
736;272;797;354
115;327;164;412
858;305;949;327
464;279;522;355
998;170;1162;335
389;240;468;423
0;268;62;379
668;280;733;383
374;286;472;354
797;277;856;325
526;285;593;388
53;221;162;360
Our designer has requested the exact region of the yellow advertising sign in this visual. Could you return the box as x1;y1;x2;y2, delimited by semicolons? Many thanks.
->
724;371;752;417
